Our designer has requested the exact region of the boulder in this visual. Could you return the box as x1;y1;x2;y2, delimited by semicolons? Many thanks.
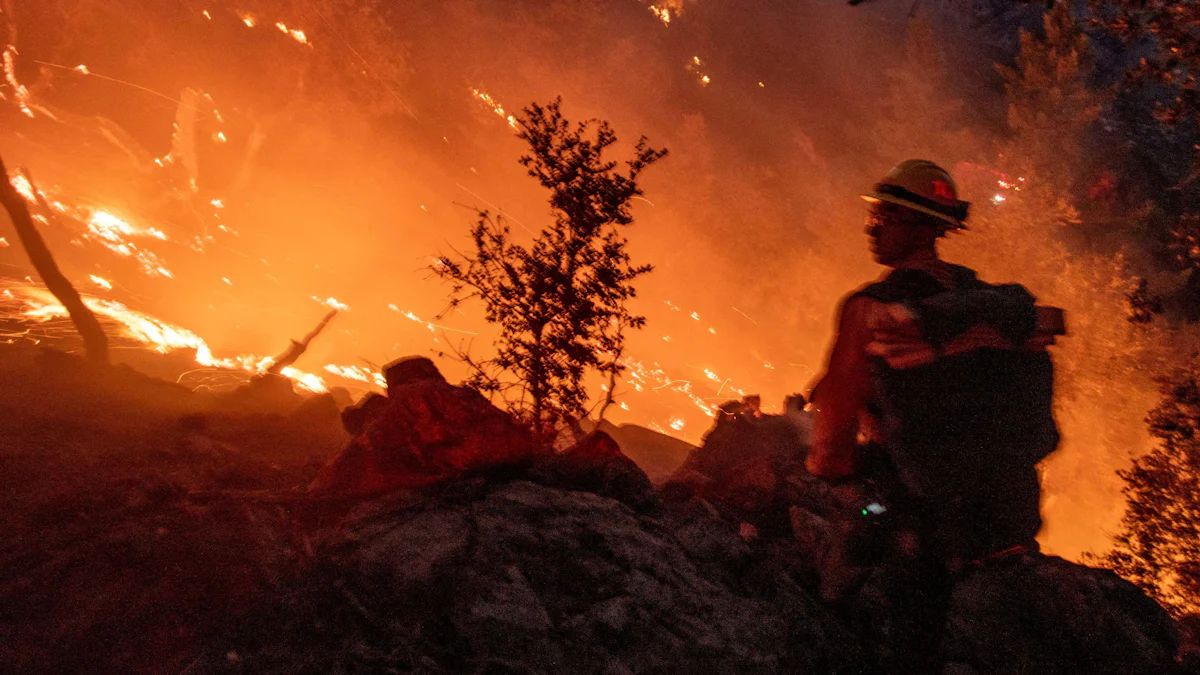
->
340;391;389;435
532;431;658;510
582;419;696;482
236;480;861;674
664;402;812;524
940;554;1180;675
308;360;540;496
384;355;445;393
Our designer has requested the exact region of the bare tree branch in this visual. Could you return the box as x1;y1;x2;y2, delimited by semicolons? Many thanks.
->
0;155;109;363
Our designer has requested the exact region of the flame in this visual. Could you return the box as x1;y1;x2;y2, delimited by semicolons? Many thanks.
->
9;173;36;202
0;237;8;247
622;357;717;418
687;55;711;86
2;46;34;118
324;364;387;389
89;275;112;290
240;13;256;27
646;0;686;25
470;87;518;128
15;286;332;393
313;296;350;311
278;366;326;392
84;210;174;279
275;22;310;45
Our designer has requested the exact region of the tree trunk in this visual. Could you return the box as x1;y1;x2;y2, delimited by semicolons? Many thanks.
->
0;156;109;363
266;309;337;375
596;367;617;423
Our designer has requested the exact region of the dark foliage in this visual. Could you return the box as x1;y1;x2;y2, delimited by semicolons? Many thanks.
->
1090;0;1200;131
433;98;666;439
1099;362;1200;615
1126;277;1164;323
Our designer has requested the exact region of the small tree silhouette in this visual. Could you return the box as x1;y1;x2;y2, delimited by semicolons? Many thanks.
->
433;98;666;441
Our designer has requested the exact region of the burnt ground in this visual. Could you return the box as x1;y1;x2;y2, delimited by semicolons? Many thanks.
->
0;344;348;674
0;344;1191;675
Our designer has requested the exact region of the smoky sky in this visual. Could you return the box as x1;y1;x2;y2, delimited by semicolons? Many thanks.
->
2;0;1130;558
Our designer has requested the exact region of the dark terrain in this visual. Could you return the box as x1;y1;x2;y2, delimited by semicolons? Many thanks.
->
0;346;1190;674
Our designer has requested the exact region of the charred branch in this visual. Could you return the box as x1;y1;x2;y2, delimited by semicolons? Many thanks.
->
0;155;109;363
265;309;337;375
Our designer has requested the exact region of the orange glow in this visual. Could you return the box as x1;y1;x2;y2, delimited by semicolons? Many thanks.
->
2;47;34;118
9;173;36;202
469;87;518;128
0;2;1171;565
15;285;329;393
84;210;174;279
324;364;387;389
275;22;310;45
313;296;350;311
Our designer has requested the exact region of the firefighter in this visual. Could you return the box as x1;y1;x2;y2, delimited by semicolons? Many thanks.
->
806;160;1062;673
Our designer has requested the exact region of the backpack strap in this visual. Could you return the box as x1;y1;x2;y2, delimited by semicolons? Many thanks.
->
854;264;985;305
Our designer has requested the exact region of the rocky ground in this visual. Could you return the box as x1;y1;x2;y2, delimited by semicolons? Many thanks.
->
0;345;1193;674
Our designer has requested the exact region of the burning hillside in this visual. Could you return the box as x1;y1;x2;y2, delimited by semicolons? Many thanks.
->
0;0;1197;571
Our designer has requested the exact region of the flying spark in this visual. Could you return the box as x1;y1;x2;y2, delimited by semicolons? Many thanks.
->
85;210;174;279
274;23;310;45
470;87;518;128
313;296;350;311
3;46;35;118
15;286;327;392
324;364;387;389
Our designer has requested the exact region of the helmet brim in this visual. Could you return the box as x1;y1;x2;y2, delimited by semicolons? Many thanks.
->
862;193;965;230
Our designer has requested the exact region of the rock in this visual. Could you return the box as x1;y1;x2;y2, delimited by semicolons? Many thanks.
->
532;431;657;511
340;391;389;435
308;366;540;496
290;392;341;424
287;480;855;674
664;406;810;526
938;554;1180;675
218;373;306;414
581;419;696;483
384;355;446;393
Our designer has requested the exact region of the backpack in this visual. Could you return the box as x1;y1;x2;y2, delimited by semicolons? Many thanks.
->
853;265;1060;557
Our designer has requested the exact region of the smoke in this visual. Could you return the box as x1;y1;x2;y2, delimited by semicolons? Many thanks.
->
0;0;1177;559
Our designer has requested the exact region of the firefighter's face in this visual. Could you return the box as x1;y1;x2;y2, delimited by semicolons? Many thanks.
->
865;202;938;266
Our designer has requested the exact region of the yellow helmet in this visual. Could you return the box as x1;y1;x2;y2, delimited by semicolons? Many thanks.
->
862;159;970;230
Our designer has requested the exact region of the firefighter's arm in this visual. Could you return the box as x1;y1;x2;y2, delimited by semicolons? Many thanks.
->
806;296;875;480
